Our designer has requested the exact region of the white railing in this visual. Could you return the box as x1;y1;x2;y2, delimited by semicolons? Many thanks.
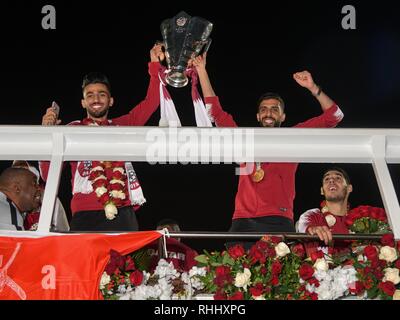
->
0;125;399;238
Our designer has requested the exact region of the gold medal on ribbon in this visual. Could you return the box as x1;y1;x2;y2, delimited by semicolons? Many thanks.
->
252;163;264;183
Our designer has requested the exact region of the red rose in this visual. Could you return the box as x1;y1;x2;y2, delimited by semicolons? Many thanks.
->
373;269;384;279
378;281;396;296
256;240;269;251
381;234;395;247
292;243;305;259
125;256;136;271
299;263;315;280
213;291;226;300
112;170;124;180
114;161;125;168
270;236;282;245
99;193;110;204
104;168;114;180
271;276;279;286
109;183;124;191
364;245;378;261
271;261;282;275
129;270;143;286
228;244;246;259
228;291;244;300
345;216;355;227
215;266;231;277
310;250;324;262
358;206;370;217
260;267;267;275
249;246;266;265
395;259;400;270
92;179;107;189
89;171;101;180
249;283;264;297
308;278;320;288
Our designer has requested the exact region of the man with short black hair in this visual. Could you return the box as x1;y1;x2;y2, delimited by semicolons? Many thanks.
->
191;54;344;244
297;167;353;244
40;44;165;232
0;167;41;230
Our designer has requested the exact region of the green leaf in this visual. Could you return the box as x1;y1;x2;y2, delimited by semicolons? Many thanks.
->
222;253;235;266
195;254;209;264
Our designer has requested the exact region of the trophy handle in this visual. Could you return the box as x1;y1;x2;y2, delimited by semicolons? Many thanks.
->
202;38;212;55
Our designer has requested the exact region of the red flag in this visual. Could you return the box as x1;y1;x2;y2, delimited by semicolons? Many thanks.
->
0;231;161;300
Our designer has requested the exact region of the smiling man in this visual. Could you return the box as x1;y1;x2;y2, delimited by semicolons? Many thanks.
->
297;167;353;244
0;167;41;230
191;54;344;245
40;44;164;232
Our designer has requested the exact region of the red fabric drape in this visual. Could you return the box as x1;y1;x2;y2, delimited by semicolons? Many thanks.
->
0;231;161;300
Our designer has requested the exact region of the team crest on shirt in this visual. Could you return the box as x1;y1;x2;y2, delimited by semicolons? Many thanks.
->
77;161;92;177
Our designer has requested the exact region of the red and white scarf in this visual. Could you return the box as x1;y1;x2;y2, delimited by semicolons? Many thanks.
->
158;67;214;127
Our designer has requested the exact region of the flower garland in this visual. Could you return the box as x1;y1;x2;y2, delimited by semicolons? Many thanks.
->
89;161;128;220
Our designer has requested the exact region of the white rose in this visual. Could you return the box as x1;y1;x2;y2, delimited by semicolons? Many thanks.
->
100;272;111;290
105;203;118;220
383;268;400;285
253;295;266;300
110;179;125;186
113;167;125;174
93;174;107;182
90;166;104;173
110;190;126;200
324;214;336;227
313;258;329;272
379;246;398;263
393;290;400;300
95;186;108;197
234;268;251;291
275;242;290;257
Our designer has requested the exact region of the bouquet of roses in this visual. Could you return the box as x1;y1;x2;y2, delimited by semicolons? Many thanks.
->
195;237;310;300
345;205;391;234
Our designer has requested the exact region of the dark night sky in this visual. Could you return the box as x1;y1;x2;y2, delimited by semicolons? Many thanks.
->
1;1;399;251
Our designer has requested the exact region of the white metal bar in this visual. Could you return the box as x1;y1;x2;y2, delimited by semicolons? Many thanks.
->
371;136;400;239
37;133;64;232
0;126;399;237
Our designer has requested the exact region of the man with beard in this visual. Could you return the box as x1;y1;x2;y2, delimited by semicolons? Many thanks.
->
39;44;164;231
191;54;344;243
297;167;353;245
0;167;42;230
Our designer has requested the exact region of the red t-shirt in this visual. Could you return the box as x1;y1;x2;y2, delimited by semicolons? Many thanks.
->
205;96;344;221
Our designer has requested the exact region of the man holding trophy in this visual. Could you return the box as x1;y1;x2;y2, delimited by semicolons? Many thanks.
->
157;11;214;127
191;53;344;248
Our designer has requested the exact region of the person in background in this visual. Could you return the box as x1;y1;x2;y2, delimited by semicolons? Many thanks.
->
0;167;41;230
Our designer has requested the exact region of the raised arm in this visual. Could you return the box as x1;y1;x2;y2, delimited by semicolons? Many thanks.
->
293;71;335;113
192;54;237;127
113;44;164;126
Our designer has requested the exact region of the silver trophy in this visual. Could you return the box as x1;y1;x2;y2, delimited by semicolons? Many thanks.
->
160;11;213;88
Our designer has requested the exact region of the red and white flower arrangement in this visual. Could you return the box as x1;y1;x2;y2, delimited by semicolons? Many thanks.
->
345;205;391;234
89;161;128;220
